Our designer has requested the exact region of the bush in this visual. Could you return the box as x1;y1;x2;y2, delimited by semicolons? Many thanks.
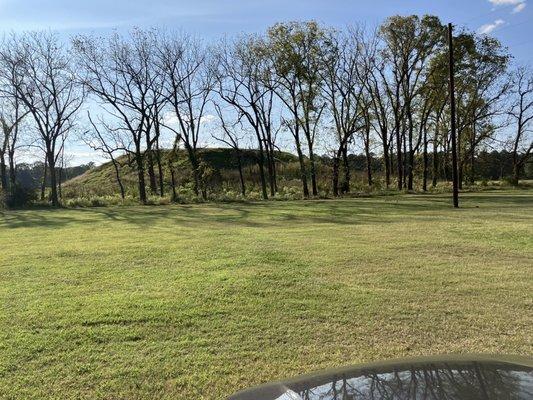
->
5;186;38;208
64;195;138;208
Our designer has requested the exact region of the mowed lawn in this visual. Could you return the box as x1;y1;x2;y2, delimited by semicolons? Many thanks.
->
1;191;532;399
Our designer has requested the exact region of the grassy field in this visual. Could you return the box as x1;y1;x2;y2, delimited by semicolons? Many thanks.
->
1;191;532;399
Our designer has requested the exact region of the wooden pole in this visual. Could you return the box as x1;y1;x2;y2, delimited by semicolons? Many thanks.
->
448;23;459;208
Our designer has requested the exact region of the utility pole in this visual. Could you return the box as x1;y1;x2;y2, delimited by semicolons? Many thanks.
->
448;23;459;208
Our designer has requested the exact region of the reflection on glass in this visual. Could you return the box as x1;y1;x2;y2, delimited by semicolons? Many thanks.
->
294;363;532;400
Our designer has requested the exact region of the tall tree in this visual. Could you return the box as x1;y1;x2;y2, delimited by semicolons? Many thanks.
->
266;21;330;197
451;33;510;186
213;36;278;199
159;33;213;200
362;34;394;188
0;32;83;206
0;97;27;193
508;66;533;185
74;29;161;204
321;28;367;196
379;15;445;191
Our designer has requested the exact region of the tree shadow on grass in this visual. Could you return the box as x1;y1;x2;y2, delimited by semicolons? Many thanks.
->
1;192;530;230
0;208;85;229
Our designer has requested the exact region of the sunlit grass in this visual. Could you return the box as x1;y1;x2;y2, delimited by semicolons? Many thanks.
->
1;191;532;399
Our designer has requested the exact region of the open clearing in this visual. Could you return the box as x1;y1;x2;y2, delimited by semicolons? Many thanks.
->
1;191;532;399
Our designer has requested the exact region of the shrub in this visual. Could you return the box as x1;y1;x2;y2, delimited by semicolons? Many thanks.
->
64;195;138;208
5;186;38;208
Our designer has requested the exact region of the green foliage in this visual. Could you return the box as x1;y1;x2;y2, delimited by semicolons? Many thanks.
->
3;185;38;208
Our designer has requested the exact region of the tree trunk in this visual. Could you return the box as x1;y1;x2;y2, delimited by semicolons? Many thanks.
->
402;126;408;189
423;128;428;192
0;155;7;191
295;139;309;198
145;128;157;195
332;153;340;197
40;157;47;201
58;166;63;200
432;129;439;188
135;151;147;204
147;150;157;195
341;145;350;194
407;112;414;191
256;142;268;200
265;141;276;197
396;128;403;190
269;142;278;193
382;136;390;188
309;146;318;196
389;144;395;175
156;146;164;197
111;158;125;199
8;149;16;192
184;146;201;199
46;150;59;207
511;163;520;186
236;151;246;197
364;137;373;187
469;147;475;185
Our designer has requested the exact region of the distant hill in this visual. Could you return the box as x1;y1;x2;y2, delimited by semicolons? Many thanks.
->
62;147;300;198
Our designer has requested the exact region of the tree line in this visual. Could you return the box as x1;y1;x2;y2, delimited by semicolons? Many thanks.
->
0;15;532;206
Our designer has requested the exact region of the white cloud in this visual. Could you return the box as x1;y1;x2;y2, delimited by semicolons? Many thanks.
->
512;2;527;12
478;19;506;34
162;112;216;127
488;0;527;14
489;0;523;5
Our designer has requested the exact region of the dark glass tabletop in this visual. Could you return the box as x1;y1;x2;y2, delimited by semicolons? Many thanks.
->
229;355;533;400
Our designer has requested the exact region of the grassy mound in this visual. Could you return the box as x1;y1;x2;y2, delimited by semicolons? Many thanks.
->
62;148;300;198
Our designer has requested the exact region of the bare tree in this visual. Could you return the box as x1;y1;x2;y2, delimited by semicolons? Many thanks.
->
0;96;27;192
84;112;127;199
74;29;162;204
0;46;30;195
159;32;213;200
0;32;83;206
321;28;367;195
508;66;533;185
212;103;247;196
360;29;395;188
213;36;280;199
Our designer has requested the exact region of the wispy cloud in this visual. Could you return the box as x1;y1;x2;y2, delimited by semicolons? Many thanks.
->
489;0;522;5
163;112;216;127
488;0;527;13
512;2;527;12
478;19;506;34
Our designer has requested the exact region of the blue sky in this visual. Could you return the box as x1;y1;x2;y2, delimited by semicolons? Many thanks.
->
0;0;531;61
1;0;531;164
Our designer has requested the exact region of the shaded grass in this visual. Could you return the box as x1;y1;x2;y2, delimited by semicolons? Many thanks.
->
0;191;532;399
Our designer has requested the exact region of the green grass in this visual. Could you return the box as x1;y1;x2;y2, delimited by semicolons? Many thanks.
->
1;191;532;399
